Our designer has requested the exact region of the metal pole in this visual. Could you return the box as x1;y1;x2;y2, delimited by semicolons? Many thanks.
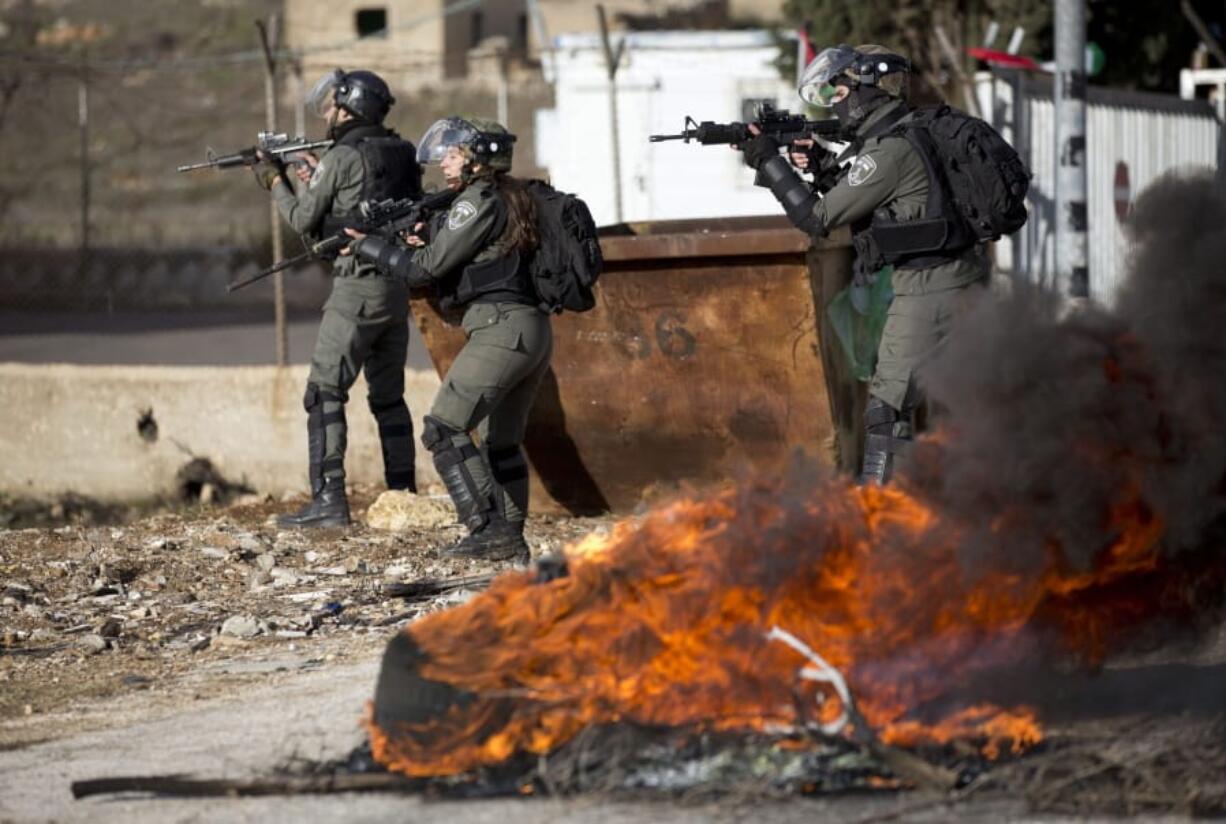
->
257;16;289;366
497;44;509;128
78;66;106;312
291;61;305;138
77;72;89;256
596;5;626;224
1055;0;1088;298
525;0;557;85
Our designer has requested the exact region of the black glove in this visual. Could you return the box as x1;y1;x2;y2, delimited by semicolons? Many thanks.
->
740;132;781;170
800;141;834;172
253;155;287;190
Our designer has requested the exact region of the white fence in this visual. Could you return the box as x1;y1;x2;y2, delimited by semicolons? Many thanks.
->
976;71;1221;304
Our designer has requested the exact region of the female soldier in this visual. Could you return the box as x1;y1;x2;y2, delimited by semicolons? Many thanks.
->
349;117;550;563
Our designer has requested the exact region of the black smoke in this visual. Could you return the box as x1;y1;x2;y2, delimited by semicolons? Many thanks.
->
908;171;1226;573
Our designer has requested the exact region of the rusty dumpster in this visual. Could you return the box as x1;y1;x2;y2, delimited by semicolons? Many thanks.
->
410;214;858;515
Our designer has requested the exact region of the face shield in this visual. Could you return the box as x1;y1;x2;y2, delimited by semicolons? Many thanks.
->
305;69;345;119
798;45;860;107
416;117;478;165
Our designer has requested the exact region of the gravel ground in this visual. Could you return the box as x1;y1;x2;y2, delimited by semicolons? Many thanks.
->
1;493;1221;823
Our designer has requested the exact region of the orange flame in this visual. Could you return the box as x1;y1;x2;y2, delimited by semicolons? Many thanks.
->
369;473;1169;778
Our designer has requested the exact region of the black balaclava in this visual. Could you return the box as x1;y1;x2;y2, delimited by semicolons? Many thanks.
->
326;105;375;142
832;83;893;139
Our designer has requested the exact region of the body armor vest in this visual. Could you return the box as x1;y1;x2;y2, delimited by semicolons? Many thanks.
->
336;123;422;204
846;107;977;273
317;124;422;240
438;193;535;310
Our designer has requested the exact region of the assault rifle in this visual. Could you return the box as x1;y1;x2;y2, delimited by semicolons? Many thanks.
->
176;131;333;173
649;103;841;146
226;188;459;293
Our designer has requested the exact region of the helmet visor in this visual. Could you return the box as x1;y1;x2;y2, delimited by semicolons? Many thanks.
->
798;44;859;107
305;69;344;119
416;117;477;165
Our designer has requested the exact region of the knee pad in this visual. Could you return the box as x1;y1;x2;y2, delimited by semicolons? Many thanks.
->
421;415;478;466
304;383;345;413
303;383;321;413
421;415;459;454
486;444;529;485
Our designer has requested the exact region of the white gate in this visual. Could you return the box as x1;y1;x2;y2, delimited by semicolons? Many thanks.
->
977;71;1221;305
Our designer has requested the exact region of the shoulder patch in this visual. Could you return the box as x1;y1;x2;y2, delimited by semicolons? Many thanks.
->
447;200;478;231
847;155;878;187
308;161;325;190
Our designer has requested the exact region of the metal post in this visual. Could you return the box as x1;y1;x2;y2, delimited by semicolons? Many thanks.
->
1055;0;1088;298
77;71;89;257
526;0;557;85
596;5;626;224
291;61;305;138
497;44;509;128
257;16;289;366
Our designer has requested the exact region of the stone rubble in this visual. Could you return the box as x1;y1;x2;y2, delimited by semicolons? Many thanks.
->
0;486;612;724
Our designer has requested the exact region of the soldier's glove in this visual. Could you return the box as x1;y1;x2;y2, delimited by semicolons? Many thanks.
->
802;142;835;172
740;132;782;170
253;156;287;191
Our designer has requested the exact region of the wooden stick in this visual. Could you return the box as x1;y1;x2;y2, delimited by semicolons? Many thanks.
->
383;572;496;600
71;772;420;799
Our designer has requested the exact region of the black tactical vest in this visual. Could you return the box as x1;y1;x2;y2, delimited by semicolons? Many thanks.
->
335;123;422;204
438;186;535;310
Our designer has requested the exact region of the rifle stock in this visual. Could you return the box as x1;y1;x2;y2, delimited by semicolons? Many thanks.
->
226;189;459;293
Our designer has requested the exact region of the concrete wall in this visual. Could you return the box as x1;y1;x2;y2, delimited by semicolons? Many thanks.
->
285;0;533;91
286;0;449;89
0;364;442;502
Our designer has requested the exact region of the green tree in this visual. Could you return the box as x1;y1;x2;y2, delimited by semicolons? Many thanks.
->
781;0;1226;95
1089;0;1225;92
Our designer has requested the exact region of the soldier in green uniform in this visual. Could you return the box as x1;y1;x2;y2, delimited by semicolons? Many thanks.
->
346;117;550;563
739;44;990;485
253;69;422;527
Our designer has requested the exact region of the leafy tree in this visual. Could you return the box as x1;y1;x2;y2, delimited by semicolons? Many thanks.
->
781;0;1226;95
1089;0;1225;92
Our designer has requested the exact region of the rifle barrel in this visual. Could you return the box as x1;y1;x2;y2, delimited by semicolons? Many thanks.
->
648;134;688;142
226;252;310;293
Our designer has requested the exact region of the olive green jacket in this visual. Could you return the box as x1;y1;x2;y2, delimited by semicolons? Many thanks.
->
271;142;380;283
813;100;989;295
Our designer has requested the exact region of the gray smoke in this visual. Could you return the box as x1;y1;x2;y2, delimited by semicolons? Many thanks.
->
908;171;1226;573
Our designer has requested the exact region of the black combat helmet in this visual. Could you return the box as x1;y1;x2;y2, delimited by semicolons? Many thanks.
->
417;116;517;173
798;44;910;107
305;69;395;123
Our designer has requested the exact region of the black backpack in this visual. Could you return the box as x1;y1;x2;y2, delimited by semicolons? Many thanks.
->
899;104;1030;242
524;180;602;314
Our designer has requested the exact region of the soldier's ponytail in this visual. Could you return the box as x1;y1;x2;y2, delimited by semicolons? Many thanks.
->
494;174;539;256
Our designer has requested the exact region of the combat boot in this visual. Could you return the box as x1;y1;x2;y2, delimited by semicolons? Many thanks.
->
277;477;351;529
443;516;530;564
859;396;912;486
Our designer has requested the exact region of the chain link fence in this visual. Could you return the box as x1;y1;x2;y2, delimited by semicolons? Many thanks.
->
0;1;551;322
